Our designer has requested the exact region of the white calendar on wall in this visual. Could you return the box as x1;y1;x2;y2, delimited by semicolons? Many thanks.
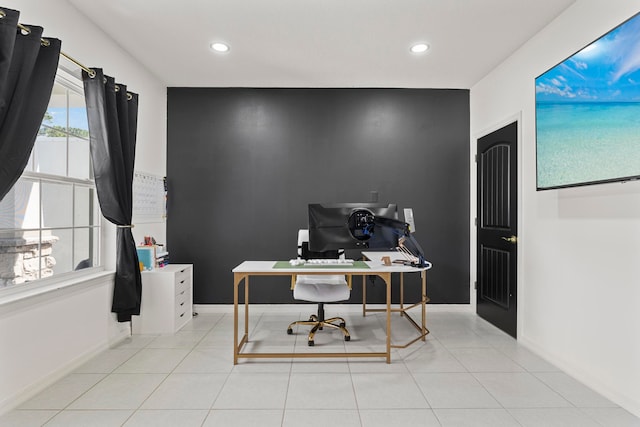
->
133;171;166;223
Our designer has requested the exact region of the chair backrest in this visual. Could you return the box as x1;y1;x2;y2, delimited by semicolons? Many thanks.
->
297;229;344;260
294;230;349;298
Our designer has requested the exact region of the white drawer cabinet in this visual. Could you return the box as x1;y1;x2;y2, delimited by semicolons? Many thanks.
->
132;264;193;334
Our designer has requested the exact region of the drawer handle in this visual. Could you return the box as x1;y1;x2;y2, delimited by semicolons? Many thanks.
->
180;290;185;295
180;312;185;317
180;269;186;273
180;302;185;306
180;280;185;284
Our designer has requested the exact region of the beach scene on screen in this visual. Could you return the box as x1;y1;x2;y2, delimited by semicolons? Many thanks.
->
535;12;640;189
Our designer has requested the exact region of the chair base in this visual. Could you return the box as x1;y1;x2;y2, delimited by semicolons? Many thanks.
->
287;315;351;346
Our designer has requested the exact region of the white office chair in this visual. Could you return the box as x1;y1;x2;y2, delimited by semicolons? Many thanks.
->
286;229;351;346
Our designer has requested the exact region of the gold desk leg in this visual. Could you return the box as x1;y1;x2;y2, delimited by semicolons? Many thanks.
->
233;273;241;365
245;276;249;337
233;273;250;365
362;274;367;317
400;272;404;317
422;270;427;341
383;272;392;363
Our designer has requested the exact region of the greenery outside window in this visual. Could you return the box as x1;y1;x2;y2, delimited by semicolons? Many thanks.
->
0;67;100;289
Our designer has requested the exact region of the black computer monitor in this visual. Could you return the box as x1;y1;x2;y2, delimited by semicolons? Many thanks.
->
308;203;399;252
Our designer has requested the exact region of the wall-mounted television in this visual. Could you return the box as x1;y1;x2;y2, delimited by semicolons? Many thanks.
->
535;12;640;190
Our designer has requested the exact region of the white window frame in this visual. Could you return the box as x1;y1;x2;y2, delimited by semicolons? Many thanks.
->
0;65;105;304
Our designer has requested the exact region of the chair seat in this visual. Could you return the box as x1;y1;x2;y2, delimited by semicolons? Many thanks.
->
289;229;351;346
293;278;350;302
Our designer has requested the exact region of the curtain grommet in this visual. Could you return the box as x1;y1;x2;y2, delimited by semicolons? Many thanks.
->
18;23;31;36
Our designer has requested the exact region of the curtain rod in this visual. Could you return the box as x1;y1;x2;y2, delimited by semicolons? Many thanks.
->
0;9;96;79
2;9;133;97
13;21;97;78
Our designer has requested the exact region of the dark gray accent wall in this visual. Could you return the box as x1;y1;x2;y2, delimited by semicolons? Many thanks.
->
167;88;470;304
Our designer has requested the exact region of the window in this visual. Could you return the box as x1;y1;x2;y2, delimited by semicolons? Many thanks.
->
0;67;100;288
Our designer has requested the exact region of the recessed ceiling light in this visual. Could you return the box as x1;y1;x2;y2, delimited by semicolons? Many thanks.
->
210;42;230;53
410;43;429;54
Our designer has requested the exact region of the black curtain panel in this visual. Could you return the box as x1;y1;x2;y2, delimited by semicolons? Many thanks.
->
83;68;141;322
0;7;60;201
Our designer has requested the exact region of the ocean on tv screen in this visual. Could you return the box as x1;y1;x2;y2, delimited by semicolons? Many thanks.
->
536;101;640;189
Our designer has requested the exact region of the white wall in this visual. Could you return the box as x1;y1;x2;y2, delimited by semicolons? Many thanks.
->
0;273;121;413
471;0;640;417
0;0;167;414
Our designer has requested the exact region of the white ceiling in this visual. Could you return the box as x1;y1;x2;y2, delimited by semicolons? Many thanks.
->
67;0;576;88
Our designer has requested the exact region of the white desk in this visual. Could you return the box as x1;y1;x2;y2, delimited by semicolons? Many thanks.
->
232;259;430;364
362;251;432;348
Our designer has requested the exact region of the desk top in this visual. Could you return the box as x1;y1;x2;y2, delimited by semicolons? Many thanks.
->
232;259;430;274
362;251;432;270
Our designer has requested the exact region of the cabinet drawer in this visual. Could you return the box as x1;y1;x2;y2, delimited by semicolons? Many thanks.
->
175;280;191;298
175;289;191;323
175;305;190;323
175;275;191;295
175;289;191;310
175;267;190;284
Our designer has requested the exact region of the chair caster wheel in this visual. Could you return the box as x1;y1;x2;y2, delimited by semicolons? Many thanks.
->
308;340;315;346
345;336;350;341
287;328;293;335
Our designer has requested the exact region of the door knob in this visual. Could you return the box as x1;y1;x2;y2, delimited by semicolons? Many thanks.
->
501;235;517;244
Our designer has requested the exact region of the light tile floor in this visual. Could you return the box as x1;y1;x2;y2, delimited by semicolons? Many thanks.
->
2;307;639;427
